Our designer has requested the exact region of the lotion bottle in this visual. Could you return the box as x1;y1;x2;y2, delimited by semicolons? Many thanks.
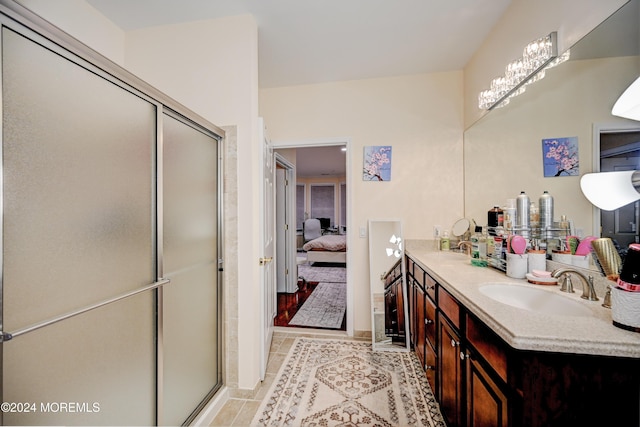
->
441;230;450;251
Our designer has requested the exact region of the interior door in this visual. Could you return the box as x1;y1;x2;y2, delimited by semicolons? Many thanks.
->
601;156;640;247
259;118;276;380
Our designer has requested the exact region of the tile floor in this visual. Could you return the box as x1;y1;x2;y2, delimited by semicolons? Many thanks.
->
209;328;369;426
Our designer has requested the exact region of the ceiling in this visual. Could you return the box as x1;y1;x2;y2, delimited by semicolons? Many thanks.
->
291;146;347;178
85;0;512;89
84;0;512;176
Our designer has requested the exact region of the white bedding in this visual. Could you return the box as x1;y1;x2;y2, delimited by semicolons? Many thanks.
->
303;234;347;252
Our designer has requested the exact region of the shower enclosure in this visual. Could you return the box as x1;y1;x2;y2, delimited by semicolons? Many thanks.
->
0;2;224;425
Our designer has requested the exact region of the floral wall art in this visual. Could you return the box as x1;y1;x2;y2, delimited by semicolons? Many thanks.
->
542;137;579;177
363;145;392;181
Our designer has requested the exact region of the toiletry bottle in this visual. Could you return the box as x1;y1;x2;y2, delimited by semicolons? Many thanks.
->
529;201;539;229
441;230;450;251
516;191;530;231
539;190;554;238
493;236;503;259
486;233;495;259
488;206;503;236
504;199;516;231
471;226;482;258
479;226;488;259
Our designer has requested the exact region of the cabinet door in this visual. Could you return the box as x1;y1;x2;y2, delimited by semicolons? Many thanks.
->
425;341;437;394
466;351;509;427
425;296;437;347
439;314;463;427
407;277;416;346
415;286;426;368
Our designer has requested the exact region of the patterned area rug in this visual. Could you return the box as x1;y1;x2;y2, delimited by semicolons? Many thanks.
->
298;262;346;283
289;282;346;329
252;338;446;426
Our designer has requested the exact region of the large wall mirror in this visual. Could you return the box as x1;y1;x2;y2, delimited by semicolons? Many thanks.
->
464;0;640;267
368;220;410;351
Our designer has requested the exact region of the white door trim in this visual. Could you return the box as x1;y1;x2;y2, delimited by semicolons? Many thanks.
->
275;153;298;293
272;137;354;337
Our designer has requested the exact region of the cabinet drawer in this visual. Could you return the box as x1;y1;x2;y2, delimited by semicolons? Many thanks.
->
466;313;508;383
439;287;460;329
406;255;415;277
412;263;425;289
424;272;437;301
425;295;437;348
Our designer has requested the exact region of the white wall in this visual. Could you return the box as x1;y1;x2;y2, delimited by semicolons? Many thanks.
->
464;0;627;128
17;0;125;64
260;72;464;333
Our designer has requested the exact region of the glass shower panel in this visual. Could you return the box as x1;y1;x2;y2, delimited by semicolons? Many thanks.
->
2;291;156;426
2;28;156;425
162;114;219;425
2;28;156;331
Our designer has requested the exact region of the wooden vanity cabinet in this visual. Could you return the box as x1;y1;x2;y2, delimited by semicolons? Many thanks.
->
405;253;640;427
438;286;511;427
407;255;513;427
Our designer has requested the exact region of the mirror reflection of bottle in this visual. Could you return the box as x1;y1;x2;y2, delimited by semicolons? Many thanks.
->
516;191;530;231
539;190;554;238
441;230;450;251
530;201;539;228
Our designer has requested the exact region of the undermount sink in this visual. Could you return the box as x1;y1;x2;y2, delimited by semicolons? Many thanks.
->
479;283;593;317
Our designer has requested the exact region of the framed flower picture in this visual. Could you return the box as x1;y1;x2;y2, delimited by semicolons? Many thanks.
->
363;145;392;181
542;137;579;177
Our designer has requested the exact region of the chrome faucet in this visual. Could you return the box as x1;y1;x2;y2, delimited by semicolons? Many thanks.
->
551;268;599;301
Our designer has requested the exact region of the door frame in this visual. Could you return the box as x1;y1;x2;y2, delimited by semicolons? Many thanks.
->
259;118;276;381
272;137;354;336
592;122;640;237
275;153;298;293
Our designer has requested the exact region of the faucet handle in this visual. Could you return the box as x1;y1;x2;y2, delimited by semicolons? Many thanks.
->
583;275;599;301
559;274;574;293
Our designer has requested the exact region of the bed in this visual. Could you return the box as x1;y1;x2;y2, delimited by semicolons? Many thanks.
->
302;234;347;264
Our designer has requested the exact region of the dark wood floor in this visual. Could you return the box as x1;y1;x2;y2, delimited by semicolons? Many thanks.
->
275;280;346;331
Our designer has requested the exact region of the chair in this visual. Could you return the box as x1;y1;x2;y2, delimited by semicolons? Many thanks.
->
303;218;322;242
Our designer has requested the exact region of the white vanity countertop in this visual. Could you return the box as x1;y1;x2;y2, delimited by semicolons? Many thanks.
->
405;239;640;358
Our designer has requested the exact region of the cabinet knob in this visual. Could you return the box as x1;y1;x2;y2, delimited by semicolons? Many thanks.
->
425;365;435;371
425;318;433;325
460;351;469;360
427;285;435;290
450;339;459;348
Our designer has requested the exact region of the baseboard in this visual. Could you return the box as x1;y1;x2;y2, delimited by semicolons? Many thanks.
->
191;386;229;426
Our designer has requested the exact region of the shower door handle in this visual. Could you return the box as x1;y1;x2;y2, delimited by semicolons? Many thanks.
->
1;278;171;342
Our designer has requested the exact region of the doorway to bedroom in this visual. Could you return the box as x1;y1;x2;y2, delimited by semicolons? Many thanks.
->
274;144;349;331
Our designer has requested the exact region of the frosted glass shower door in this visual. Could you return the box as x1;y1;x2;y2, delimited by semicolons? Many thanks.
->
1;27;157;425
161;113;221;425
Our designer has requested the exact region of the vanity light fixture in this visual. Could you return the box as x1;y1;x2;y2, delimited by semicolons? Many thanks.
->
478;32;567;110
